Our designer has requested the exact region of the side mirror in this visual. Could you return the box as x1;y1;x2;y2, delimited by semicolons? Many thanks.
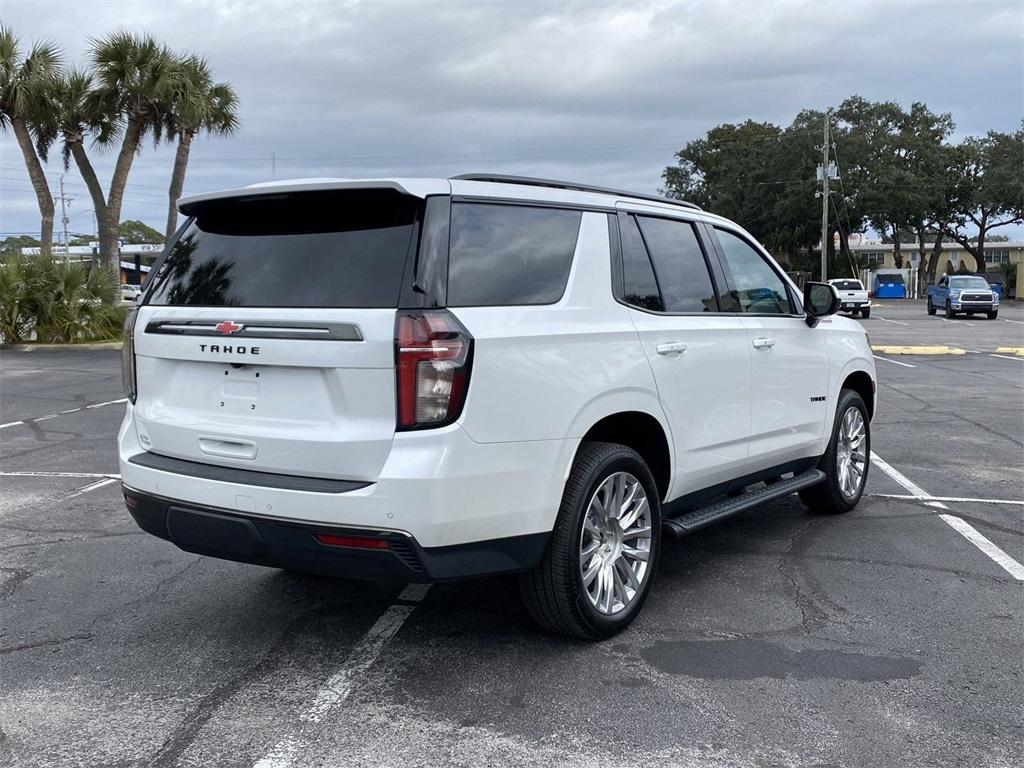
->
804;281;838;327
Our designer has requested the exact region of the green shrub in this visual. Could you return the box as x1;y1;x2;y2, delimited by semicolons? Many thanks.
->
0;255;125;343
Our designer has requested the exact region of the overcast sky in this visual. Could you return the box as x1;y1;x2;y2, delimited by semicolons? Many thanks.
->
2;0;1022;241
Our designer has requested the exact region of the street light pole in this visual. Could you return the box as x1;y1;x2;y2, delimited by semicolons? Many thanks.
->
819;113;830;282
57;174;73;263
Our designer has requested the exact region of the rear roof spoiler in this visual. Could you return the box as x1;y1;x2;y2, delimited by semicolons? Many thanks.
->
178;178;452;215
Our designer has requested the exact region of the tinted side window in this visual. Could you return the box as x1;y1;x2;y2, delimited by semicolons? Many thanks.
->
714;228;793;315
619;215;662;311
447;204;582;306
636;216;717;313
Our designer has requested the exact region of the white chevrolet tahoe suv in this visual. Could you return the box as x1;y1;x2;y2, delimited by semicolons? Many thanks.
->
119;174;875;639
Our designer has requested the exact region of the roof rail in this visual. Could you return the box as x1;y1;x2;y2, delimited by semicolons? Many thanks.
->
450;173;702;211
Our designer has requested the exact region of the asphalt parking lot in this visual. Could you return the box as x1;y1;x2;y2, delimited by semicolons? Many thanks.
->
1;300;1022;768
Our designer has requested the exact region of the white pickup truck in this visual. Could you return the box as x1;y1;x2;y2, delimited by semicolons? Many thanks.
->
829;278;871;318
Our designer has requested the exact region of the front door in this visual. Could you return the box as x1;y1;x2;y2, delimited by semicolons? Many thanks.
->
708;227;830;471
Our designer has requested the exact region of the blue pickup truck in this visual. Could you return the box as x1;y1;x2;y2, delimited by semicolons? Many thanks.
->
927;275;1000;319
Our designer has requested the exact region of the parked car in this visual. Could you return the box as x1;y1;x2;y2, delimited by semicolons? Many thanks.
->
120;284;142;302
927;275;999;319
828;278;870;318
118;175;876;639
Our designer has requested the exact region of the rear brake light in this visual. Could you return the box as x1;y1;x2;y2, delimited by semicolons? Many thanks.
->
121;308;138;404
315;533;390;549
395;309;473;430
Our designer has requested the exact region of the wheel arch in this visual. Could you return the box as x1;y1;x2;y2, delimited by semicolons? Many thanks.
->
575;410;672;501
841;369;875;420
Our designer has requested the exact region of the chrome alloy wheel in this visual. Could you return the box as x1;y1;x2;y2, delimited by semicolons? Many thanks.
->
836;406;867;498
579;471;653;615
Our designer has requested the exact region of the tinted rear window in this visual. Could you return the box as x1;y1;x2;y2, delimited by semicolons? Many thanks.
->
447;203;582;306
147;189;419;307
833;280;863;290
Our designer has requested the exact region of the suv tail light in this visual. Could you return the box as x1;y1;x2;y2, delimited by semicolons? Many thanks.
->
395;310;473;430
121;308;138;403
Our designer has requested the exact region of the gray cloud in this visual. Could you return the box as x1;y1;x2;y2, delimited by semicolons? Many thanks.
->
2;0;1022;239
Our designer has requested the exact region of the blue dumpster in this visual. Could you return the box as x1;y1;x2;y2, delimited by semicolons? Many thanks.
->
874;273;906;299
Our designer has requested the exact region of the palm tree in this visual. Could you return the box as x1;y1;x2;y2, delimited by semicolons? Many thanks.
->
163;56;239;239
0;25;61;257
86;32;181;270
37;69;109;243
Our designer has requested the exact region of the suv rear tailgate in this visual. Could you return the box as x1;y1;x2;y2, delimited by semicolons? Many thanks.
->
129;187;425;483
132;307;396;482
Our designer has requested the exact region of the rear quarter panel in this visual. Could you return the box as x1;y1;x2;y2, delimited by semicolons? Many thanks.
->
452;211;665;446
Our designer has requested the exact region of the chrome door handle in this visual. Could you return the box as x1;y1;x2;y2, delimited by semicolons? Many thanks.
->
752;337;775;349
656;342;688;355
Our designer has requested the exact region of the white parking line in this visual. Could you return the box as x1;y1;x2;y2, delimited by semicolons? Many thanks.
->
0;398;128;429
62;477;118;498
85;398;128;409
990;354;1023;362
252;583;431;768
938;515;1024;581
869;452;948;509
871;493;1024;506
870;452;1024;581
1002;318;1024;324
872;355;916;368
0;471;119;479
873;316;909;326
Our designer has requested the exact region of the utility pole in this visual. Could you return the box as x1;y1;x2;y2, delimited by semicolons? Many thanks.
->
819;114;830;282
56;174;73;263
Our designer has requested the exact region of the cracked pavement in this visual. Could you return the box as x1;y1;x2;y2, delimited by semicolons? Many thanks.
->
0;306;1022;767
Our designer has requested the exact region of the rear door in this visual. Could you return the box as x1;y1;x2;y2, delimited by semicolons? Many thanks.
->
617;211;751;495
707;226;830;471
132;188;424;483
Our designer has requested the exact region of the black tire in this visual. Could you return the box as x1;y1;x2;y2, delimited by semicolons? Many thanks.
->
850;309;859;317
927;299;936;316
860;308;870;319
988;310;998;320
799;389;870;515
945;301;956;318
519;441;661;640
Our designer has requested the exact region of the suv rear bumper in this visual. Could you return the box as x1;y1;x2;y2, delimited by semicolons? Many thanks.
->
124;485;549;582
119;404;574;553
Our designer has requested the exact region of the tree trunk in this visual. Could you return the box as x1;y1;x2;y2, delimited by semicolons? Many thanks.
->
165;131;194;241
925;233;944;286
915;226;928;296
891;223;902;269
11;116;55;258
101;115;143;273
68;137;108;250
973;217;986;274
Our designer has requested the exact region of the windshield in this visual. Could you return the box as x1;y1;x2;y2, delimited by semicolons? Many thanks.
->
146;189;420;307
948;277;991;290
832;280;863;290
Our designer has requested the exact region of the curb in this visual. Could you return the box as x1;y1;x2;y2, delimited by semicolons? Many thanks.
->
1;341;123;352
